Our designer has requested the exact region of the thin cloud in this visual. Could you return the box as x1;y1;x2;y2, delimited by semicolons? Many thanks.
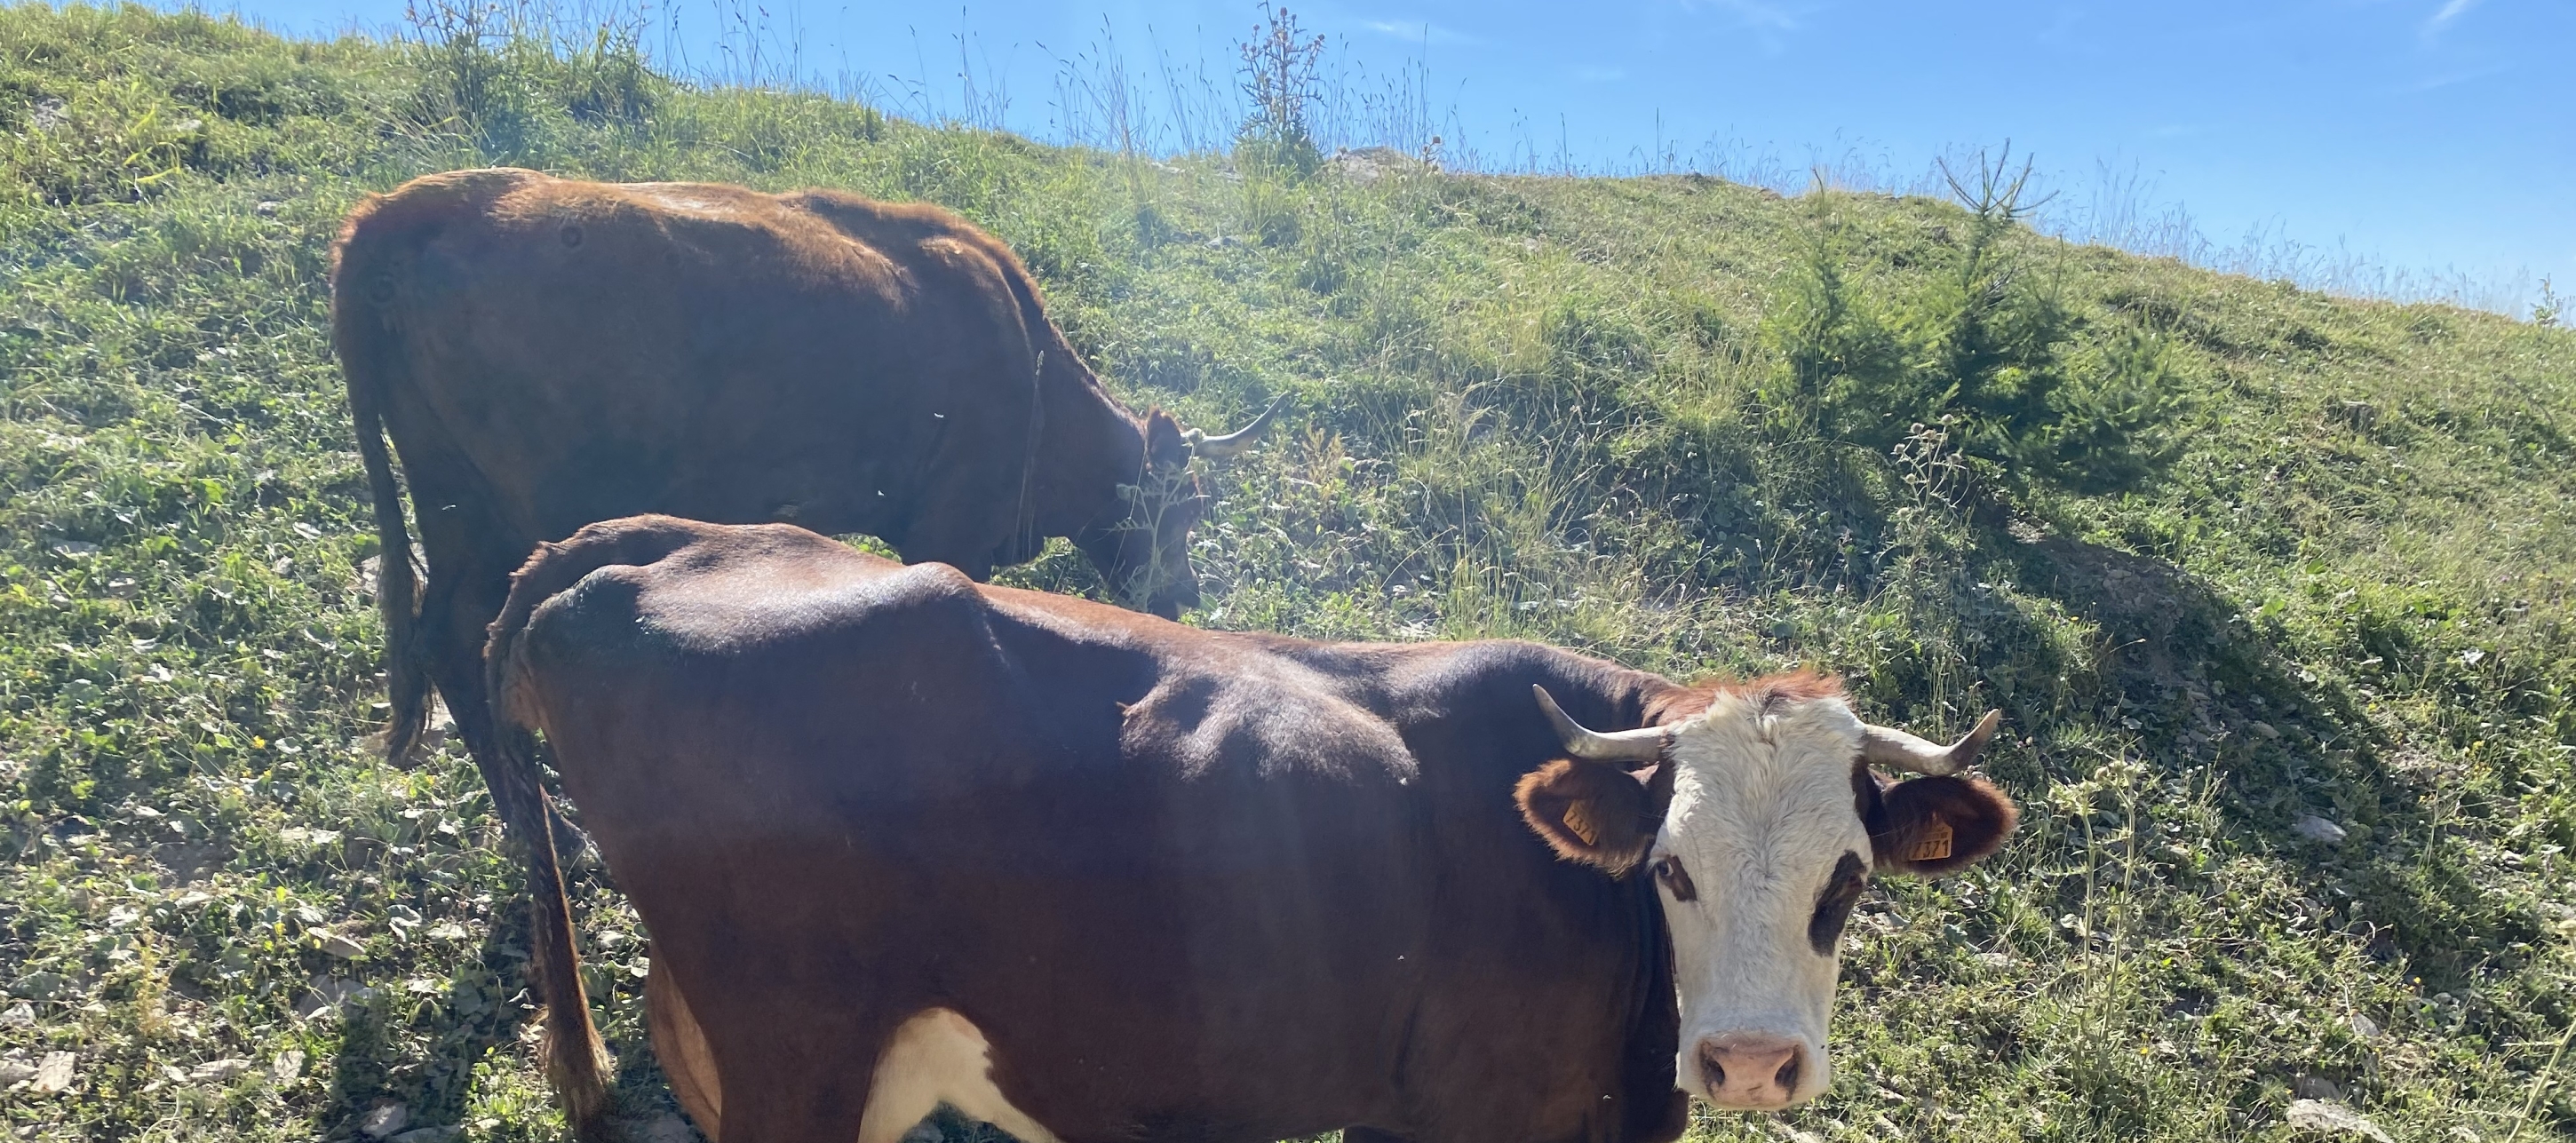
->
1360;19;1475;45
2402;61;2512;92
2423;0;2480;36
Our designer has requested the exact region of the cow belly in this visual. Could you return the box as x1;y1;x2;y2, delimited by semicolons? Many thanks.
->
855;1009;1064;1143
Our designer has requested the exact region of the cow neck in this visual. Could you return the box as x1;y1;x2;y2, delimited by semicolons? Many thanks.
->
1027;343;1146;537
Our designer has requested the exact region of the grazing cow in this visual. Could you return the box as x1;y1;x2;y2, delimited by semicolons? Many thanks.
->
484;515;2017;1143
330;167;1277;839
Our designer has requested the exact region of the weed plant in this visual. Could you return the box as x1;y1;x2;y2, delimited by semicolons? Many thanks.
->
0;4;2572;1142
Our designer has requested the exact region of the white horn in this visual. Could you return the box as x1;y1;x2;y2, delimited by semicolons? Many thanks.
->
1191;395;1288;460
1860;708;2002;775
1532;685;1668;765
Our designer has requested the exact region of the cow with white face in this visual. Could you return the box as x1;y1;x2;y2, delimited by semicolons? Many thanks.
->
1518;673;2017;1111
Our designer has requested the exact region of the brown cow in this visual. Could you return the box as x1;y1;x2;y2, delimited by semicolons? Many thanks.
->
484;515;2017;1143
330;167;1275;839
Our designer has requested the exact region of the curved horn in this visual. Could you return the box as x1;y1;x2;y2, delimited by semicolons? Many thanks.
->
1532;685;1668;766
1191;394;1289;460
1859;709;2002;775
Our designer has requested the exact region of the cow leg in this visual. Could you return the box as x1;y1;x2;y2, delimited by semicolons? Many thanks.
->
851;1011;1061;1143
707;1008;1064;1143
708;1045;871;1143
647;955;723;1138
417;546;588;860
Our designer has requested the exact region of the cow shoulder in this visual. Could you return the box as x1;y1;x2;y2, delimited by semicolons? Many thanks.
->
1379;639;1682;750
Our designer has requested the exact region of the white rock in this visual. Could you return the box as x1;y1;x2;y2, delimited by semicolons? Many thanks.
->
361;1102;410;1139
189;1058;253;1083
318;931;368;959
0;1002;31;1028
298;976;375;1020
2286;1099;2392;1143
2292;815;2349;844
0;1058;34;1085
32;1051;76;1093
2292;1076;2342;1100
271;1048;306;1083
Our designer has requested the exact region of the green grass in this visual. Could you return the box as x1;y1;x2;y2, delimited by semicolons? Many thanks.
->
4;4;2573;1141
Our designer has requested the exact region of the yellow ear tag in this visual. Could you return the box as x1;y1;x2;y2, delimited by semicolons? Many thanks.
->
1907;815;1954;862
1562;801;1601;847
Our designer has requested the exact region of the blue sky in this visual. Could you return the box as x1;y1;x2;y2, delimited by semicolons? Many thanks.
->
229;0;2571;309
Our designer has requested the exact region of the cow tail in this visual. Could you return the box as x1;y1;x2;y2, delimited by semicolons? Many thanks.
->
332;169;537;761
483;517;708;1143
333;236;433;764
516;745;613;1143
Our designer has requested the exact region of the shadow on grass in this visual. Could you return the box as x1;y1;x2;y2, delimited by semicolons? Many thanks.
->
2003;532;2544;988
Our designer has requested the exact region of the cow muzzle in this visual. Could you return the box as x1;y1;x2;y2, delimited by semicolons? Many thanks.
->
1694;1032;1818;1110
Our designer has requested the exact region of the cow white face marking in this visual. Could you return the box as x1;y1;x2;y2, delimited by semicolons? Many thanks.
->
855;1009;1062;1143
1650;693;1872;1109
1517;680;2015;1114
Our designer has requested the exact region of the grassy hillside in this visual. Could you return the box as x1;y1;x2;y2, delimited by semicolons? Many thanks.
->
4;4;2574;1141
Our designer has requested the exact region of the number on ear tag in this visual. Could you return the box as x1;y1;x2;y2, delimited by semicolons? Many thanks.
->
1906;815;1953;862
1562;802;1601;847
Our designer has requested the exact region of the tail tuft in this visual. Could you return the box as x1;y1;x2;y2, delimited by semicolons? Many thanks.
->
483;515;710;1143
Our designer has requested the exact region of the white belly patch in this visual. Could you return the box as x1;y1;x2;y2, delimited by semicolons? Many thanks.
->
855;1009;1063;1143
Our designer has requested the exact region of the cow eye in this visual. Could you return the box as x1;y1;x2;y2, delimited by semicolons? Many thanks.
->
1653;855;1697;902
1807;851;1870;956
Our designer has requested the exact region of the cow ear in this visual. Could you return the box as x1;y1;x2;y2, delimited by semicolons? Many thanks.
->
1867;773;2016;877
1144;409;1189;473
1517;758;1665;875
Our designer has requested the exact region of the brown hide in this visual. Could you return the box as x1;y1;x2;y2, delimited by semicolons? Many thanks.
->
331;169;1247;845
489;515;1690;1143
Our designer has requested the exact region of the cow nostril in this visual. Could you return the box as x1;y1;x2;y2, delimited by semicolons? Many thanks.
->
1699;1037;1806;1104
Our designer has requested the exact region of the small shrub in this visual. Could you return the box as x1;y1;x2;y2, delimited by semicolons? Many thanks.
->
1761;153;2189;501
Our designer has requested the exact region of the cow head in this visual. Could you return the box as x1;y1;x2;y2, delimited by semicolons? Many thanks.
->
1518;676;2015;1111
1075;398;1284;619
